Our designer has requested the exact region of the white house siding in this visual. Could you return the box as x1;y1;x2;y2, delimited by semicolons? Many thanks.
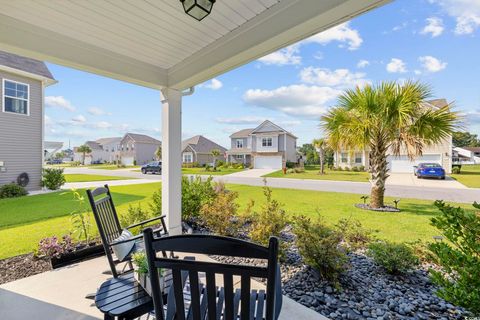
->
0;70;43;190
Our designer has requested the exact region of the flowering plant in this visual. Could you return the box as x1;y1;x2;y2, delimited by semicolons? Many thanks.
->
37;234;75;258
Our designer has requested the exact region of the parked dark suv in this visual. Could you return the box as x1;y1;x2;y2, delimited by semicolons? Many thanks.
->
141;161;162;174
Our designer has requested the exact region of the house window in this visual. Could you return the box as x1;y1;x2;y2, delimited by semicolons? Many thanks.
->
183;153;193;163
235;154;244;160
354;153;362;164
341;153;348;163
131;144;135;150
236;139;243;148
3;79;29;115
262;137;273;147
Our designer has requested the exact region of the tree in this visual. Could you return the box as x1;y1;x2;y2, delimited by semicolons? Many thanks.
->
155;146;162;160
322;81;458;208
299;143;318;165
312;138;327;174
452;131;480;147
54;150;66;159
77;145;92;165
211;149;221;169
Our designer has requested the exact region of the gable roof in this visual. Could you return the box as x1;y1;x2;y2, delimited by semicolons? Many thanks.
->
182;135;227;154
123;133;161;145
229;120;297;139
0;50;56;85
96;137;122;145
230;128;254;138
426;99;448;109
464;147;480;153
85;141;103;150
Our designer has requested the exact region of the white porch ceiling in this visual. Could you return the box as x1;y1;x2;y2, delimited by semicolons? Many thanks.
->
0;0;390;90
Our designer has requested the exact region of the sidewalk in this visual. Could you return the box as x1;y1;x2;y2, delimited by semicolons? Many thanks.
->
62;178;159;190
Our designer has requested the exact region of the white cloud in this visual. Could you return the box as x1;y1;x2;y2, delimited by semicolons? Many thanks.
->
418;55;447;72
72;115;86;123
300;67;369;87
215;116;265;125
243;85;340;117
432;0;480;35
357;60;370;68
258;45;301;66
88;107;111;116
94;121;112;129
421;17;444;37
302;22;363;50
45;96;75;112
386;58;407;73
201;78;223;90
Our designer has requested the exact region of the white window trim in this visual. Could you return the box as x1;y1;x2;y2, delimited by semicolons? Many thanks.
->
262;137;273;147
2;78;30;116
183;152;193;163
236;139;243;148
354;153;363;164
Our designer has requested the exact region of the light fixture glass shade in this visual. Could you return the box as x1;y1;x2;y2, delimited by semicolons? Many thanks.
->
180;0;215;21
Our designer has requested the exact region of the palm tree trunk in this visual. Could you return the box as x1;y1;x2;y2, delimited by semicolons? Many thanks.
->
319;149;325;174
369;142;389;208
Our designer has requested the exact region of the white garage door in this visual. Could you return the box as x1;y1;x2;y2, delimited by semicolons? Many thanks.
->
122;157;134;166
254;156;282;169
387;154;441;173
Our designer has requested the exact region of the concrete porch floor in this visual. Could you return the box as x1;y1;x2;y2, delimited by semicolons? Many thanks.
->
0;255;325;320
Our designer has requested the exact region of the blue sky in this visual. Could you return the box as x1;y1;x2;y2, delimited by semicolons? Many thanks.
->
44;0;480;149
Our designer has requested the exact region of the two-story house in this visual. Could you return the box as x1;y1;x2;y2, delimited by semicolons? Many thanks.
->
182;135;227;166
226;120;298;169
73;137;122;164
0;51;56;191
119;133;161;165
333;99;453;173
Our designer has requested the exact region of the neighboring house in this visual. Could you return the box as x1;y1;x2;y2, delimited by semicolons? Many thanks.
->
333;99;453;174
226;120;298;169
0;51;56;191
182;135;227;166
119;133;161;165
453;146;480;164
73;137;122;164
44;141;64;161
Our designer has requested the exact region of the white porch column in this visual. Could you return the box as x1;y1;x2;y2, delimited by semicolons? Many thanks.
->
161;88;182;236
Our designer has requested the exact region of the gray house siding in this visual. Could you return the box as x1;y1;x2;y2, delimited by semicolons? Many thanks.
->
285;135;297;162
135;143;158;165
0;70;43;190
231;137;248;149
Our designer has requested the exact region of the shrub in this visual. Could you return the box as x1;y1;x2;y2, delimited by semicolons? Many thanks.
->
337;166;343;171
358;165;365;172
249;184;289;248
42;168;66;190
451;166;461;174
294;167;305;173
285;161;295;169
148;176;217;222
293;215;348;285
70;161;81;167
344;167;350;171
0;183;27;199
200;190;242;236
335;218;374;251
367;241;419;274
407;240;435;264
352;166;359;172
286;168;294;174
427;201;480;314
119;203;153;234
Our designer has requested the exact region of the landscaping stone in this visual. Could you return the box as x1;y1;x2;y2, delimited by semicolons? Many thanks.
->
0;253;51;285
354;203;401;212
210;237;470;320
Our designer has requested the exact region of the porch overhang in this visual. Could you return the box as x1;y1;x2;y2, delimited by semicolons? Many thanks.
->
0;0;390;90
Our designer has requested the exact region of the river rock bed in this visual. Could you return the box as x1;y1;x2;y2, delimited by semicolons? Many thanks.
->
0;253;51;285
211;250;468;320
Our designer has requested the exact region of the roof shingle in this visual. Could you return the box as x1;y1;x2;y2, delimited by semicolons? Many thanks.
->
0;50;54;80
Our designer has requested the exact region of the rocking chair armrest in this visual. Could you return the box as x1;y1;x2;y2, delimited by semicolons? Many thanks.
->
125;215;166;230
108;233;144;246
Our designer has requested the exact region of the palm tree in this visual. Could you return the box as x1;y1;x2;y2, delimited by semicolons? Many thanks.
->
322;81;458;208
77;144;92;165
155;146;162;160
211;149;221;169
312;138;327;174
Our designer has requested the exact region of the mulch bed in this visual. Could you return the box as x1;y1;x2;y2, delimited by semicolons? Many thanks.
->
355;203;401;212
0;253;51;285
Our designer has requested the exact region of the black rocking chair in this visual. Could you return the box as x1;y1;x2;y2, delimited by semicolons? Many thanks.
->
87;184;169;278
143;228;283;320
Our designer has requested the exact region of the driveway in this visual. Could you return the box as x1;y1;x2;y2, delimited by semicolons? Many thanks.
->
225;168;277;178
386;173;467;189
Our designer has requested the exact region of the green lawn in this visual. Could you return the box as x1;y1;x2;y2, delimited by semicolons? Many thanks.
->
264;165;370;182
182;167;244;176
0;182;474;260
451;164;480;188
65;174;136;183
